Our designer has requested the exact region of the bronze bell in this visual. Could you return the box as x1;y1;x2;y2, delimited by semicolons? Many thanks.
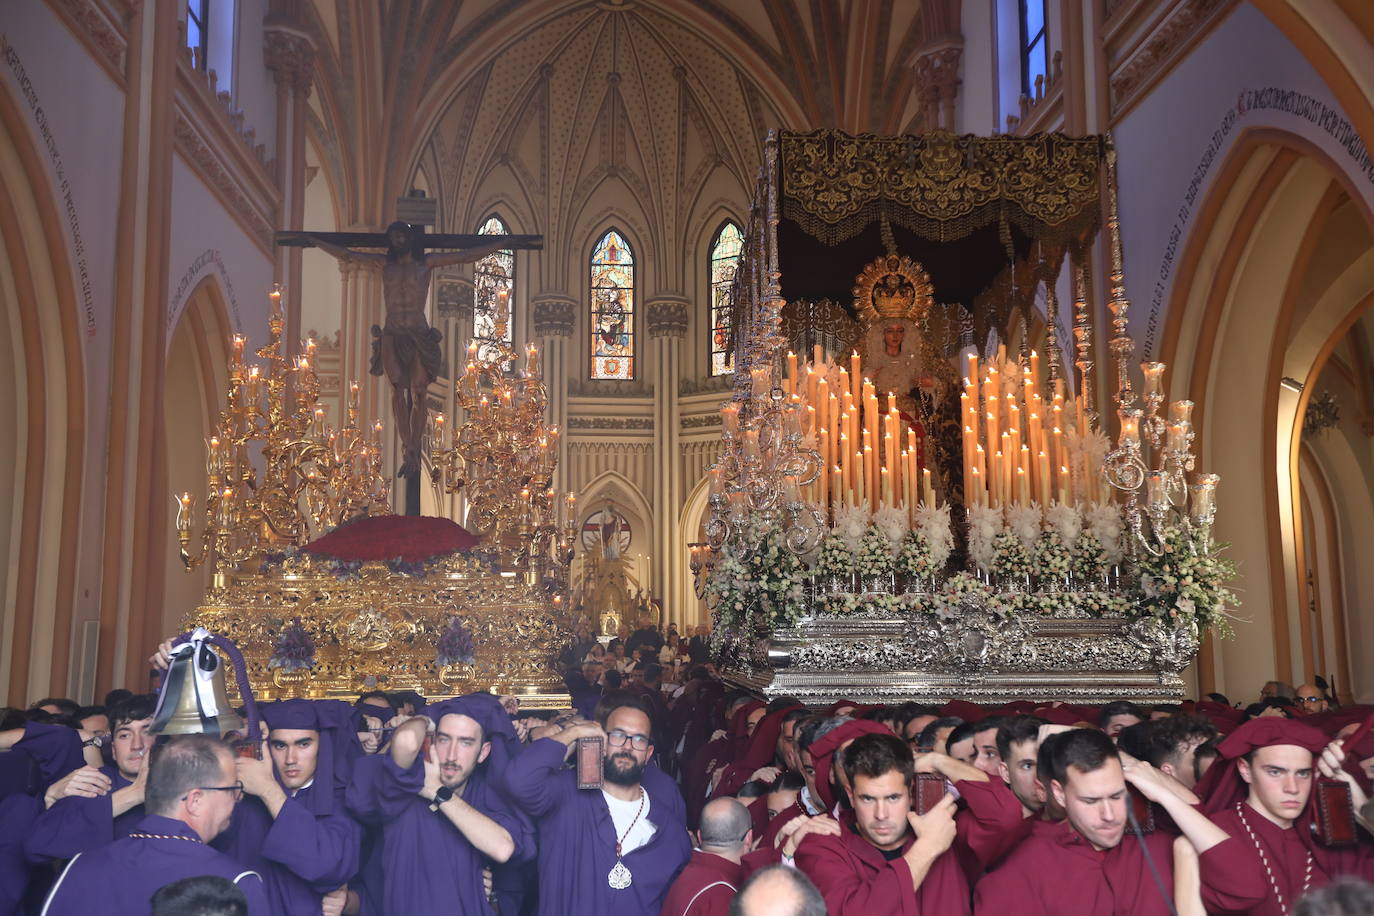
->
153;641;246;737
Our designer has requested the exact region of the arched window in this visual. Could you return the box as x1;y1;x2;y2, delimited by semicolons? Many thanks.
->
473;215;514;363
708;221;743;376
1020;0;1049;97
590;229;635;380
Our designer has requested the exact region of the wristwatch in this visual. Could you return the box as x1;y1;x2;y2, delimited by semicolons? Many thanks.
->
81;735;103;749
429;785;455;812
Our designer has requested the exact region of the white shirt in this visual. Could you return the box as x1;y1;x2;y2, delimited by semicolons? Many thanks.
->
603;788;656;855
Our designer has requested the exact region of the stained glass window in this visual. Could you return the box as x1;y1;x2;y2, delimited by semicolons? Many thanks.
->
708;221;743;376
473;215;514;364
590;229;634;380
1020;0;1048;98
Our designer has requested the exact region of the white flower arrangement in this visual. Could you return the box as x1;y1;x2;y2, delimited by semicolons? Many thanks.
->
914;502;954;570
1134;526;1238;638
1006;503;1042;550
834;502;870;554
990;529;1032;580
966;504;1002;573
1032;529;1073;583
855;525;896;578
1085;501;1125;566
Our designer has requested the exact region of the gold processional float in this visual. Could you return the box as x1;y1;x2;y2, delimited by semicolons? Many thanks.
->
175;287;577;705
696;130;1233;704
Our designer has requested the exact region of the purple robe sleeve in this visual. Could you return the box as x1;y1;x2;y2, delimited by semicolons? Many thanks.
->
259;793;361;892
22;792;117;863
503;737;576;819
345;753;423;823
0;794;41;916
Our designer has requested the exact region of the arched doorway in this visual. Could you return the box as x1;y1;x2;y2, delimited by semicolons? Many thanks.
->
1162;130;1374;701
161;277;231;640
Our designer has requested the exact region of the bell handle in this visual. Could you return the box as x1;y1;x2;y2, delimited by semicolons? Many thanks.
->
172;630;262;742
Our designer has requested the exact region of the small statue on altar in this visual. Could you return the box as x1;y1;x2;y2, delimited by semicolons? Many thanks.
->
854;253;962;498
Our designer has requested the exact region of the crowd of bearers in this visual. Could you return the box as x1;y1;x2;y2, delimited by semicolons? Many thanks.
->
5;628;1374;915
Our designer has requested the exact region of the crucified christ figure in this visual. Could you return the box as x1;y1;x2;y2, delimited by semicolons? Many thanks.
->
287;222;509;478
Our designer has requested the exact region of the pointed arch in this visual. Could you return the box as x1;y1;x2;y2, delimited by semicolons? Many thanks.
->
0;80;87;703
589;227;636;380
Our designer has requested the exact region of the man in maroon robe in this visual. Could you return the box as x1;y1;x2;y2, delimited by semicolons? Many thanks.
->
661;797;750;915
975;727;1266;915
793;732;965;915
1199;717;1374;915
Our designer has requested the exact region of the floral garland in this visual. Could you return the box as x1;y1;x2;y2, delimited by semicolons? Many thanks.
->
1135;527;1238;638
706;520;807;633
268;617;315;671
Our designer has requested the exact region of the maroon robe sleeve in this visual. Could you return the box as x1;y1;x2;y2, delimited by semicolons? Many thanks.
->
952;777;1024;868
794;833;920;916
1195;835;1268;914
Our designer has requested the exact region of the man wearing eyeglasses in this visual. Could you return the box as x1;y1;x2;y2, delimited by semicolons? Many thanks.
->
506;691;692;914
40;733;269;914
1295;684;1331;715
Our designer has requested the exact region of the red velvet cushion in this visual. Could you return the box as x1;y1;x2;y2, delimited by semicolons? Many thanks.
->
300;515;480;563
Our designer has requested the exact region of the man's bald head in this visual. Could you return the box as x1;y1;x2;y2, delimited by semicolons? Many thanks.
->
699;797;752;856
730;865;826;916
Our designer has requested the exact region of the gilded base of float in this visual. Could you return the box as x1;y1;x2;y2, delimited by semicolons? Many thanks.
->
721;599;1199;707
186;551;571;708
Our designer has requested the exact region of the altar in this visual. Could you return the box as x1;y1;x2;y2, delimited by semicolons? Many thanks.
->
702;129;1233;705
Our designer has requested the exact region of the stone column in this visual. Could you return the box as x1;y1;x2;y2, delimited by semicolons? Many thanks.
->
646;298;689;625
910;44;963;131
263;5;315;354
532;296;577;491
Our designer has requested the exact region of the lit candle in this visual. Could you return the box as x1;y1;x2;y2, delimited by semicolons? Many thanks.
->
922;468;934;507
1142;362;1166;397
721;403;740;435
751;367;771;398
1167;422;1188;452
1059;464;1071;505
176;492;192;531
1147;470;1168;509
1119;411;1141;448
970;465;983;506
1037;449;1051;506
786;350;798;386
207;436;221;470
1170;399;1194;424
1016;466;1029;505
312;408;325;437
527;344;540;377
850;351;862;402
232;335;245;365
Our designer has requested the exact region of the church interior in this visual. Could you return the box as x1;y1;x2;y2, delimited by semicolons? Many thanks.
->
4;0;1374;711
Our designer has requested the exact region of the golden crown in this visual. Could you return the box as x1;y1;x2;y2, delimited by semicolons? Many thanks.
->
852;253;935;326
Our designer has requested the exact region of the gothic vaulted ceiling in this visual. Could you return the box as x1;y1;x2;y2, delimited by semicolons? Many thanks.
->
304;0;934;267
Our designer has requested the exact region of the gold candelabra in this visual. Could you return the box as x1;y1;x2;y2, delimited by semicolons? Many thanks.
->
176;285;390;582
429;313;577;581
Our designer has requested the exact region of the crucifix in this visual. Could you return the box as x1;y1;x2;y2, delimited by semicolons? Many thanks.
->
277;223;543;510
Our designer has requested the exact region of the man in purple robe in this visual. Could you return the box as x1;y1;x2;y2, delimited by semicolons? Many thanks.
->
24;694;155;862
39;733;269;914
210;699;363;916
506;690;692;915
344;693;533;914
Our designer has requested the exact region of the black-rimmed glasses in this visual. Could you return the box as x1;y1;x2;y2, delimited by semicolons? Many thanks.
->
184;781;244;802
606;730;650;750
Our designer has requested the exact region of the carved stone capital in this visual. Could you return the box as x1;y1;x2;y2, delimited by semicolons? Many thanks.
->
646;299;690;339
264;28;315;96
910;44;962;131
436;277;475;319
532;297;577;337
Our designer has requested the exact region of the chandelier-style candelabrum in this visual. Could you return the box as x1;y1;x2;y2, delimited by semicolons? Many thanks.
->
429;313;577;583
175;285;390;583
1097;146;1219;556
704;363;826;559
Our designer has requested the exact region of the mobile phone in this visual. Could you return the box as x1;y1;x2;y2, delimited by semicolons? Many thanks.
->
576;736;604;790
912;772;946;815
